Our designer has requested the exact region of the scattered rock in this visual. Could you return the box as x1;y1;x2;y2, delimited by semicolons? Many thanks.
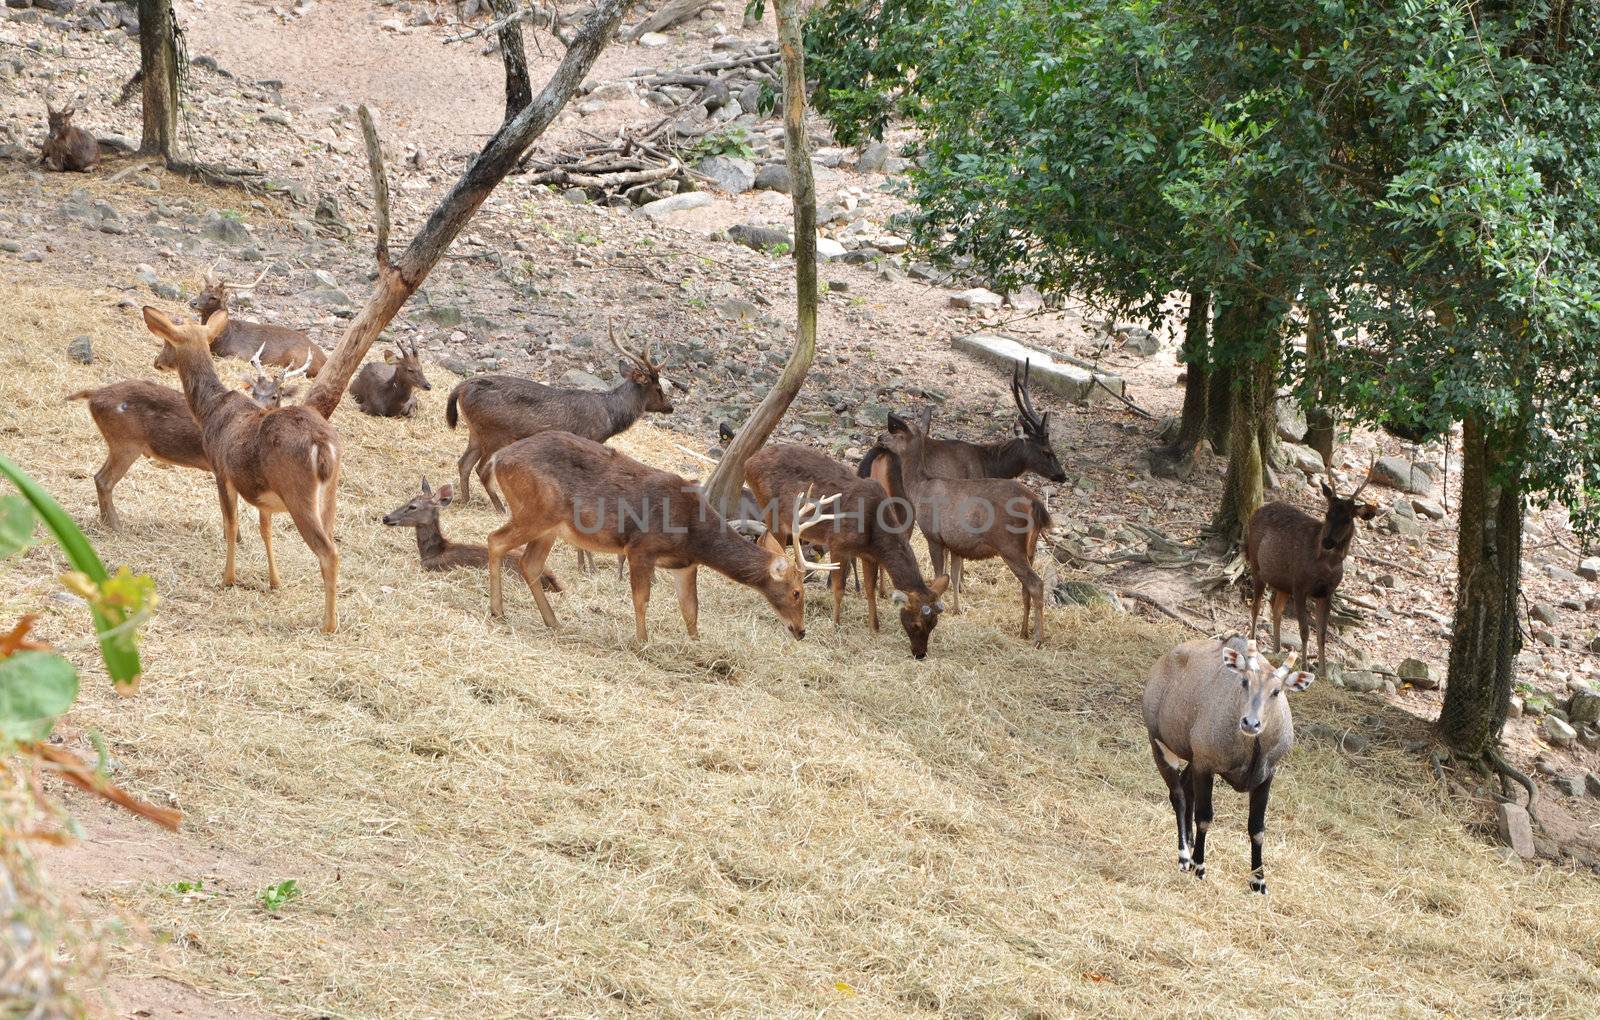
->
636;191;713;221
66;335;92;364
1495;801;1535;859
1282;443;1326;476
815;237;847;261
1554;774;1586;798
1588;772;1600;797
1579;556;1600;581
1380;511;1424;537
1530;603;1559;627
753;163;792;193
855;141;891;174
560;188;589;205
696;155;756;195
1410;497;1446;520
1116;325;1160;357
1053;580;1115;609
949;287;1004;310
1542;715;1577;747
202;210;249;244
1579;726;1600;751
726;223;793;252
1567;688;1600;726
1274;397;1307;442
260;111;292;128
1369;456;1434;495
1397;658;1437;690
637;31;669;47
561;369;608;391
1341;670;1385;693
1005;286;1044;311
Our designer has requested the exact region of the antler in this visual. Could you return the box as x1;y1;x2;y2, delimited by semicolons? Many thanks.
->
791;486;842;572
283;350;314;381
250;343;267;377
1012;360;1046;436
608;317;659;374
1346;455;1379;500
223;267;270;294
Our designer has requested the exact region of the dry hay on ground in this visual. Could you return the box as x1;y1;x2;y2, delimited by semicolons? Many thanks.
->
2;276;1599;1018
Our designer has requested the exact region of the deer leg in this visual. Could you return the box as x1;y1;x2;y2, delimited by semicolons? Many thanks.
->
671;565;700;639
518;536;561;629
92;445;140;530
926;538;948;598
1293;592;1311;665
1190;769;1215;881
456;442;479;505
1248;571;1266;642
831;554;845;628
949;556;964;614
1247;776;1273;895
1180;766;1197;867
1003;553;1045;645
1315;595;1331;677
1269;590;1288;652
487;521;539;619
862;556;880;633
258;510;280;591
286;506;339;634
216;478;239;587
1150;738;1192;872
576;547;595;575
627;553;657;644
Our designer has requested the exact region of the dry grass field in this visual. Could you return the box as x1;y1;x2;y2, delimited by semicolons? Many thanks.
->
4;274;1600;1018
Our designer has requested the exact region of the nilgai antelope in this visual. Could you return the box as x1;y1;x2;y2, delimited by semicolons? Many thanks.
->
858;363;1067;608
446;323;680;511
1246;475;1377;674
877;413;1051;643
68;354;308;529
352;339;432;418
41;99;99;172
486;432;832;643
156;265;327;376
744;444;948;658
382;477;560;591
1143;636;1314;894
142;307;342;632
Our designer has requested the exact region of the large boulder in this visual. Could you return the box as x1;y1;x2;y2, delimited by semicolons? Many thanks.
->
696;155;756;195
1369;456;1435;495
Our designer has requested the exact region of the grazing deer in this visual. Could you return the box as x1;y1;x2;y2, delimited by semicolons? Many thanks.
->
142;306;342;633
41;99;99;172
446;323;680;511
68;353;308;529
858;363;1067;608
352;339;432;418
381;477;562;592
486;432;833;643
1246;474;1377;674
1143;636;1314;894
877;412;1051;644
744;444;948;658
156;265;327;377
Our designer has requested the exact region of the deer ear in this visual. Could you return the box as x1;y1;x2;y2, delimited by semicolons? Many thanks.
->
928;574;950;597
141;306;180;343
1320;480;1335;501
1221;647;1246;672
886;412;909;434
436;483;454;506
758;530;784;557
1357;503;1379;521
1286;670;1316;692
384;349;395;363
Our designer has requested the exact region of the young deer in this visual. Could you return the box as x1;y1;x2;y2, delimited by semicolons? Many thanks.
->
858;362;1067;608
446;323;680;511
1246;474;1377;674
486;432;830;643
142;306;342;633
382;477;561;591
744;444;948;659
41;99;99;172
352;339;432;418
1143;636;1314;894
878;413;1051;644
158;266;327;377
68;354;308;529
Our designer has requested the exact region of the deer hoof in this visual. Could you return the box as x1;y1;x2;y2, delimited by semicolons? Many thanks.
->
1249;877;1268;895
1193;863;1206;881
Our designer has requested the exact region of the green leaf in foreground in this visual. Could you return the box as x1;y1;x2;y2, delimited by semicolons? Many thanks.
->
0;650;80;744
0;493;36;559
259;879;301;911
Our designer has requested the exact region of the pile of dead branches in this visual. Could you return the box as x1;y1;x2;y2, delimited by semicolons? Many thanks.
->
519;119;692;203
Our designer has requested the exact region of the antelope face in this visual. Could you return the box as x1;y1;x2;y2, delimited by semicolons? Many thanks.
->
1221;640;1314;736
894;574;949;660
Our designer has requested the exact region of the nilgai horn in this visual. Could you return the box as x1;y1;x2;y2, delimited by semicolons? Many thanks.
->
160;264;327;377
352;338;432;418
485;432;821;643
1143;636;1314;894
41;97;99;172
446;320;681;510
381;476;560;591
1246;469;1377;674
142;306;342;633
744;443;948;659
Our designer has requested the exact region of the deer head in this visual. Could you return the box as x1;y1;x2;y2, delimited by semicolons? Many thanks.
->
383;476;453;528
610;319;679;412
891;574;950;660
383;338;433;392
1220;642;1315;736
1011;360;1068;482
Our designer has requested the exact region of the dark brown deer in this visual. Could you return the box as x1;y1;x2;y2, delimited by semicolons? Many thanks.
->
878;413;1051;644
156;266;327;377
745;444;948;658
486;432;830;643
446;323;679;511
68;353;308;529
351;339;432;417
1246;474;1377;675
381;477;561;591
142;306;342;633
245;346;313;408
858;362;1066;609
41;99;99;172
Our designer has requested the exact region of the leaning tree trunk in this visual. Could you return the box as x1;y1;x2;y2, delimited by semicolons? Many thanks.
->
1210;293;1278;543
303;0;640;420
1439;414;1523;757
1151;290;1210;477
488;0;533;119
1204;353;1232;456
137;0;180;159
702;0;816;519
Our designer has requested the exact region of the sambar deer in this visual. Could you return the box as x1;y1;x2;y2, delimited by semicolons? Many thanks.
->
486;432;833;643
352;339;432;418
744;444;948;658
156;265;327;377
142;307;342;632
41;98;99;172
382;477;560;591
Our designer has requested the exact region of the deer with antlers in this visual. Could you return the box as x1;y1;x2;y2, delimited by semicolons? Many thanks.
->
351;338;432;417
486;432;834;643
155;265;327;377
41;97;99;172
142;306;342;632
1245;470;1378;676
446;322;681;512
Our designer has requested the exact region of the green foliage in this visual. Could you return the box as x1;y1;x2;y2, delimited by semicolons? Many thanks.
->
0;493;34;559
259;879;301;912
0;652;79;744
685;127;757;162
168;879;205;895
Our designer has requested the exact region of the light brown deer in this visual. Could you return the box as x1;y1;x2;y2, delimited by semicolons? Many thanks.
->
381;477;560;591
41;99;99;172
351;339;432;418
486;432;833;643
877;412;1051;644
156;265;327;376
142;306;342;632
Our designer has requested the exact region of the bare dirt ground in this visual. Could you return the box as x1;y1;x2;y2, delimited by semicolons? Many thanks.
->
2;1;1599;1016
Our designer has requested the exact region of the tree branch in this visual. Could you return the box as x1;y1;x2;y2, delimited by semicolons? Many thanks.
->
358;105;390;270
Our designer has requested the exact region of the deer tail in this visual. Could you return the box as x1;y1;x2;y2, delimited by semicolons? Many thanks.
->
445;384;463;429
856;445;884;479
310;440;337;483
1031;498;1052;533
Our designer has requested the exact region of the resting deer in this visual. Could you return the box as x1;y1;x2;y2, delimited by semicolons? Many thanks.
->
1143;636;1314;894
352;339;432;417
858;362;1066;608
382;477;561;591
68;353;308;529
446;322;680;511
41;99;99;172
1246;473;1377;674
142;306;342;632
877;411;1051;644
157;265;327;377
486;432;832;643
745;444;948;658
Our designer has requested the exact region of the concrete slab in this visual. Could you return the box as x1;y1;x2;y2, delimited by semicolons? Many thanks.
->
951;333;1125;405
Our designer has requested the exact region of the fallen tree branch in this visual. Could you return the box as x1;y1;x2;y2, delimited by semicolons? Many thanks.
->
624;0;714;40
1116;589;1209;632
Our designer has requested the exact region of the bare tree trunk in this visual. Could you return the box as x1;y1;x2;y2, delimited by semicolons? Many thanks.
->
1210;293;1277;543
1151;290;1209;477
489;0;533;119
1204;354;1232;456
137;0;180;159
303;0;640;421
1302;297;1336;467
703;0;816;519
